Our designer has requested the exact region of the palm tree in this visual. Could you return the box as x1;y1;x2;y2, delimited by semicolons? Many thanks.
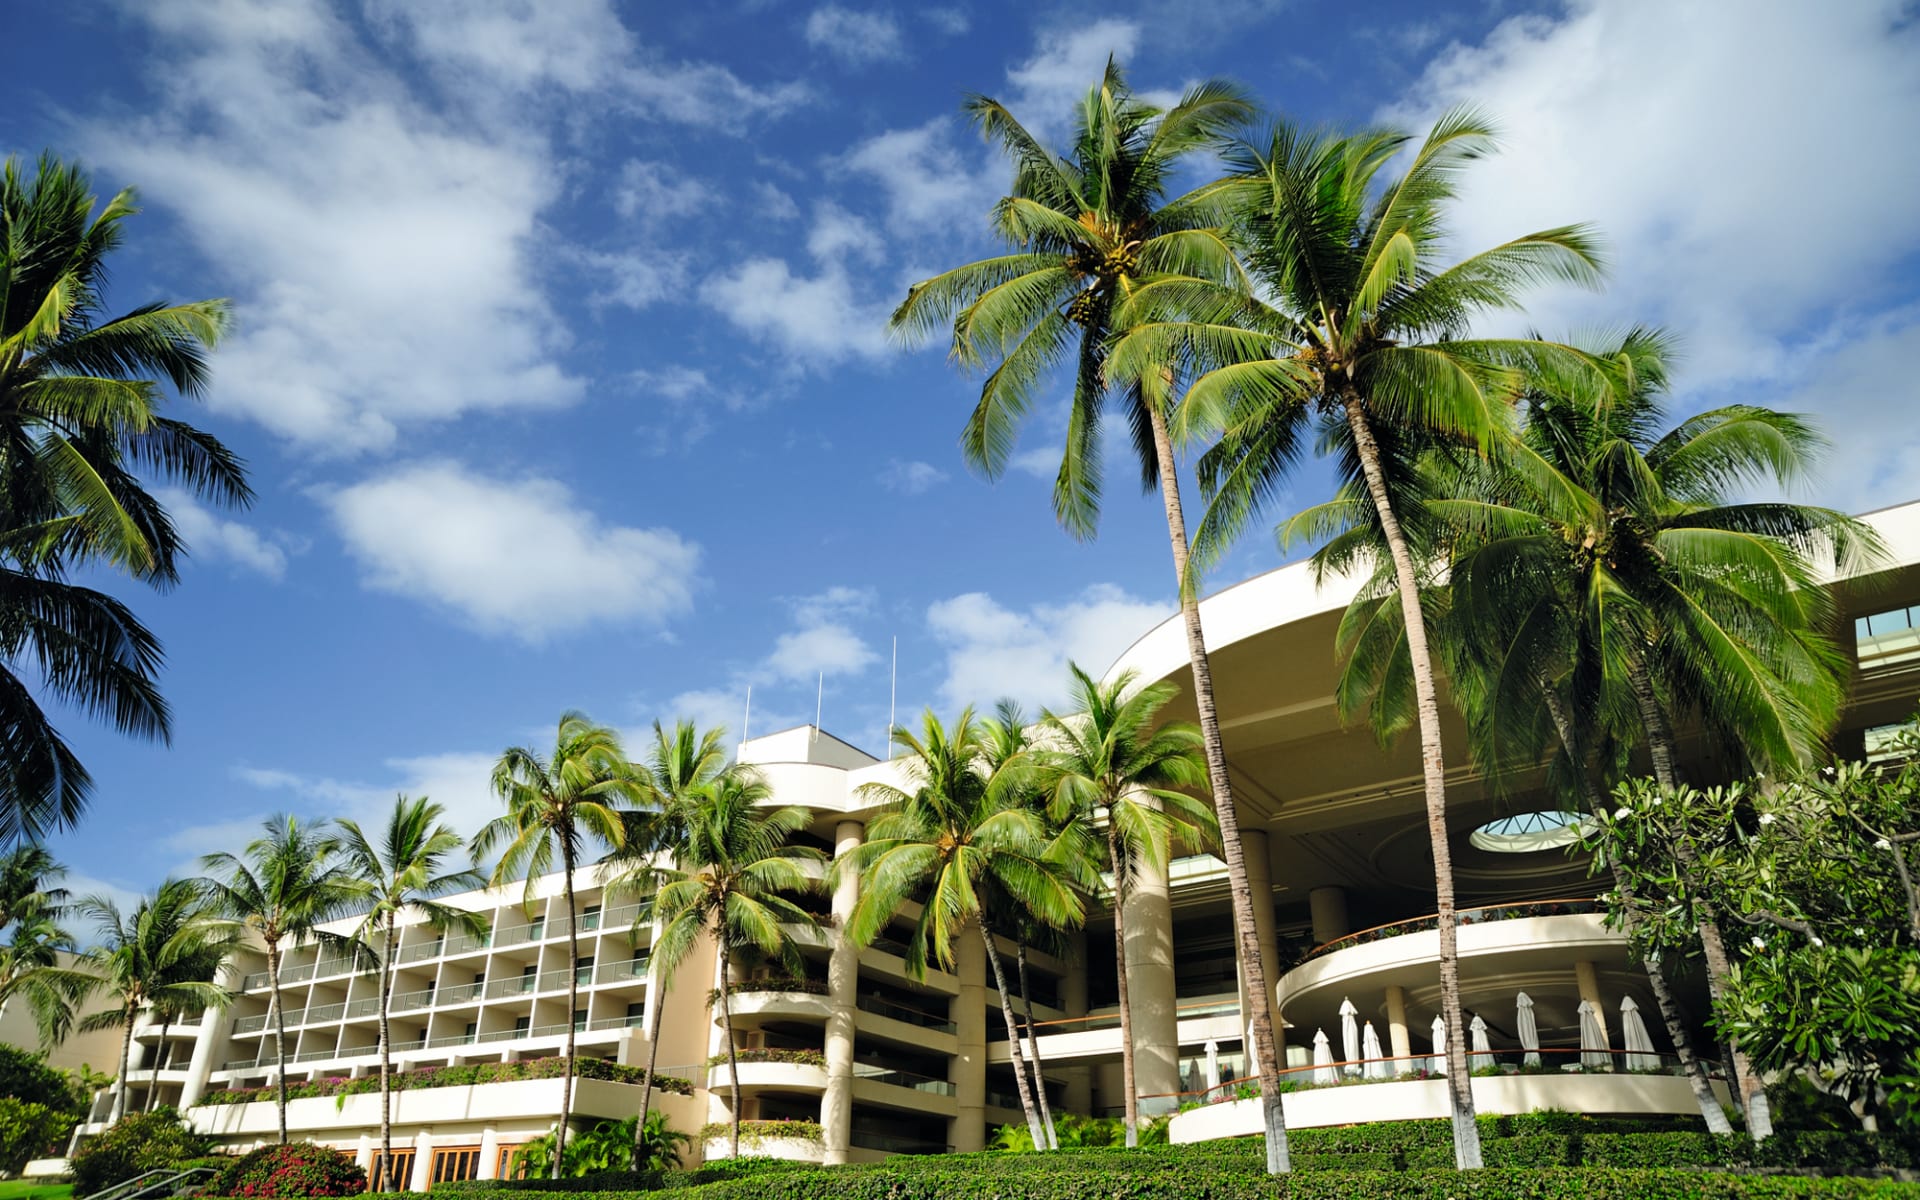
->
1038;665;1214;1147
1118;109;1610;1168
887;65;1299;1173
339;797;487;1192
74;879;234;1123
845;709;1087;1153
199;814;367;1143
474;714;641;1178
1414;336;1876;1137
0;846;90;1048
605;719;727;1167
648;768;822;1160
0;154;249;843
141;938;227;1113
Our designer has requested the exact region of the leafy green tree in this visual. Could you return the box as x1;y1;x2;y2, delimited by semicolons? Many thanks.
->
846;709;1087;1152
74;879;234;1124
606;719;728;1166
509;1111;690;1178
199;815;366;1142
475;714;642;1176
339;797;486;1191
0;154;249;843
889;65;1297;1171
649;767;821;1160
67;1106;209;1195
0;846;90;1048
1118;108;1610;1168
1038;665;1213;1147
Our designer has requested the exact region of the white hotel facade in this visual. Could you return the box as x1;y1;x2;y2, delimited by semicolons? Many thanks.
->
67;500;1920;1181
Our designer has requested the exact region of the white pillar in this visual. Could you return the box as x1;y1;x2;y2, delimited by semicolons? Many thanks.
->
409;1131;433;1193
180;963;241;1109
478;1128;500;1180
1124;851;1179;1114
820;820;862;1165
1575;960;1611;1049
1385;985;1412;1066
1237;829;1283;1062
950;921;987;1152
1060;928;1091;1115
1308;887;1350;945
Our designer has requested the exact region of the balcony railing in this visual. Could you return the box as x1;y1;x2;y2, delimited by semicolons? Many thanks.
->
1303;897;1604;962
852;1064;955;1096
988;998;1237;1041
586;1014;647;1032
855;995;953;1034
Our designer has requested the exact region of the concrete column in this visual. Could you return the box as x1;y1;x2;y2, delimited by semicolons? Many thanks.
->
1236;830;1283;1049
180;962;242;1109
354;1134;372;1172
478;1128;499;1180
1384;985;1412;1064
1124;852;1180;1115
1308;887;1351;945
820;819;863;1165
1059;928;1091;1114
950;919;987;1152
1574;960;1611;1048
409;1131;433;1193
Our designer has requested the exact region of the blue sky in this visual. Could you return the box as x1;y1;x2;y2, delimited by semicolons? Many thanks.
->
6;0;1919;908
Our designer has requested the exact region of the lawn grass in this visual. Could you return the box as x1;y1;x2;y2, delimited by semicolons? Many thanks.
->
0;1181;73;1200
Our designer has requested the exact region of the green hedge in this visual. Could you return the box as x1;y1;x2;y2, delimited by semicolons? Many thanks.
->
196;1058;694;1107
345;1169;1920;1200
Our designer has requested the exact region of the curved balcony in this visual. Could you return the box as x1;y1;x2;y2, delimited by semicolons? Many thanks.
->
701;1131;824;1165
705;1050;828;1097
727;988;834;1026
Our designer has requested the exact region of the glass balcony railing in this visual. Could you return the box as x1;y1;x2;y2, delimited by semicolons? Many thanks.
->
1303;896;1604;962
852;1064;955;1096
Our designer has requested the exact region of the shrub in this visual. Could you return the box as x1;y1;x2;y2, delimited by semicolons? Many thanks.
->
696;1120;823;1146
206;1143;367;1197
70;1107;211;1196
0;1045;87;1115
0;1098;69;1174
706;1049;827;1069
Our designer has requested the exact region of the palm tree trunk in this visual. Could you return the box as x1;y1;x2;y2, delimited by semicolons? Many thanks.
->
378;921;397;1191
1627;659;1772;1140
977;922;1047;1151
267;939;288;1144
109;1007;134;1124
635;957;665;1168
1538;680;1732;1134
556;843;580;1180
1015;943;1057;1150
147;1014;169;1112
1106;824;1140;1149
1341;397;1482;1169
1142;401;1290;1174
718;937;740;1160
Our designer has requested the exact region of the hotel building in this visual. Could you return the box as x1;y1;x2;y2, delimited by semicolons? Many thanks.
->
61;499;1920;1179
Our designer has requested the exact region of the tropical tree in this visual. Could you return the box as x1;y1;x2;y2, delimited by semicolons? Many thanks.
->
845;709;1087;1153
605;719;728;1167
339;797;486;1191
648;767;821;1160
474;714;641;1177
199;815;365;1143
0;154;249;843
0;846;91;1048
74;879;234;1123
1038;665;1214;1147
140;939;226;1113
1114;108;1612;1168
887;64;1298;1173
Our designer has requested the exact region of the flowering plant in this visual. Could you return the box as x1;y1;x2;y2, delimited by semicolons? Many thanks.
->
205;1143;366;1197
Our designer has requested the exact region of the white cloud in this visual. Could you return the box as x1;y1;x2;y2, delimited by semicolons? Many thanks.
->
838;118;1001;235
631;365;715;403
922;7;969;36
613;160;713;223
1008;447;1061;479
1005;19;1142;133
878;459;950;495
699;258;895;365
751;182;802;223
84;2;584;454
319;460;701;641
806;203;886;264
926;583;1167;711
1763;305;1920;515
155;487;288;580
765;586;878;682
1384;0;1920;391
207;750;503;855
570;246;690;310
804;6;906;65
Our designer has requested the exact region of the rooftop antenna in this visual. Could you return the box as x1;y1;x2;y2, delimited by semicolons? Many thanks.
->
740;685;752;754
887;636;897;759
814;671;825;738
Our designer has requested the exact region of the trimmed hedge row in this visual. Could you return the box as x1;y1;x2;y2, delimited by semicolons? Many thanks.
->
352;1169;1920;1200
197;1058;694;1106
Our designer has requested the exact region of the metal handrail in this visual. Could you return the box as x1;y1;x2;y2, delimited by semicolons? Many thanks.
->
1305;896;1603;960
84;1167;176;1200
855;995;954;1034
852;1064;955;1096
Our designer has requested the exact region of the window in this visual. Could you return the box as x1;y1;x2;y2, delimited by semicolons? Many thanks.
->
429;1146;482;1186
575;955;594;986
512;1015;531;1035
519;964;536;994
573;1008;587;1032
370;1149;415;1191
527;917;545;941
1468;810;1586;853
625;1001;645;1028
581;904;602;932
494;1145;525;1181
462;1022;476;1043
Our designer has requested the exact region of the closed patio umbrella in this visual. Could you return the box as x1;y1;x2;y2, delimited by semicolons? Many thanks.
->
1430;1014;1448;1075
1469;1014;1494;1072
1362;1020;1391;1080
1204;1040;1221;1092
1312;1028;1337;1085
1620;997;1660;1071
1339;997;1360;1077
1578;999;1610;1069
1516;991;1541;1068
